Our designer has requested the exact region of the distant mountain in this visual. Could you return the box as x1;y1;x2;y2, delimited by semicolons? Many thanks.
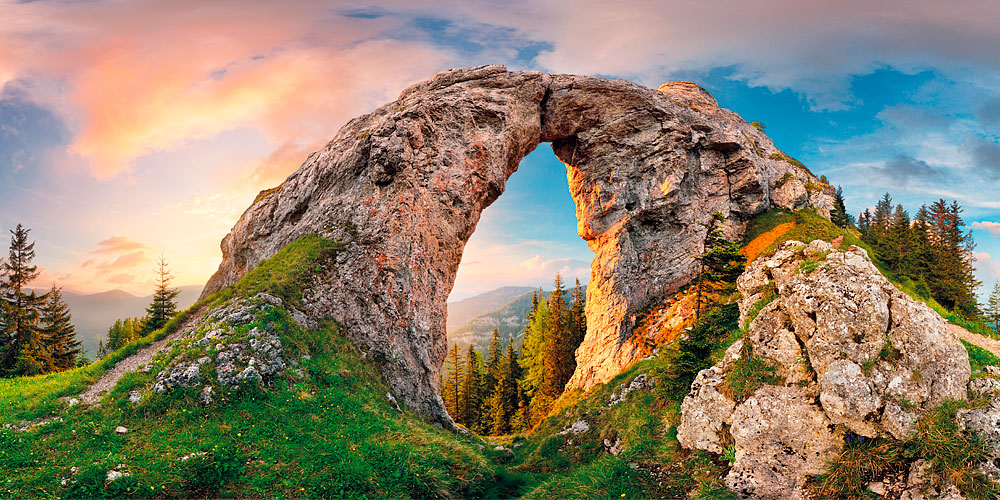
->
446;285;584;353
31;285;202;357
446;286;534;332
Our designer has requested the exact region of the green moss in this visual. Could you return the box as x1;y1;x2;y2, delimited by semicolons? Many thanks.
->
252;184;283;204
774;171;797;189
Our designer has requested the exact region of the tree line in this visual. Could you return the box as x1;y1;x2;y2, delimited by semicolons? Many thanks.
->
440;212;747;434
0;223;183;377
0;224;82;376
97;256;180;357
857;194;981;317
440;276;586;435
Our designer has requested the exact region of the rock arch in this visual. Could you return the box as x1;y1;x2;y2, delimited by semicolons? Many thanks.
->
201;65;831;426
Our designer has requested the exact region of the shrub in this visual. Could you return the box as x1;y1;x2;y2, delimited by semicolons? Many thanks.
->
720;342;781;402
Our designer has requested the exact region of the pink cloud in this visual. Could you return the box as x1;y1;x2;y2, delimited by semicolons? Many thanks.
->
972;221;1000;237
2;0;453;178
93;236;148;255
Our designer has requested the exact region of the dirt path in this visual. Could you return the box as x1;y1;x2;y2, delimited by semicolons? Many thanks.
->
79;307;206;404
949;323;1000;359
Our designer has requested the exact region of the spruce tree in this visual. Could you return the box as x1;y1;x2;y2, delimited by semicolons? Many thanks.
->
39;285;80;371
830;185;850;228
143;256;180;333
927;199;980;316
441;344;462;418
483;327;502;398
1;224;50;376
985;282;1000;333
694;212;747;319
541;274;571;397
460;345;483;429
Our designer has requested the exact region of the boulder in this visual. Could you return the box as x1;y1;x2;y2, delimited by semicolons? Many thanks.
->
680;240;972;499
199;65;831;425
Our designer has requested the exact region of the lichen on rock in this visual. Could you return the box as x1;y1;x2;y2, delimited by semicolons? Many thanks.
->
678;240;972;499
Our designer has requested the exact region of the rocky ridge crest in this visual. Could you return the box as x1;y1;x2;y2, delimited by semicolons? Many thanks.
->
679;240;977;499
200;65;833;425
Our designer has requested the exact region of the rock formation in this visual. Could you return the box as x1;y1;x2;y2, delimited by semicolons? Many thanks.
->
201;64;832;425
678;240;972;499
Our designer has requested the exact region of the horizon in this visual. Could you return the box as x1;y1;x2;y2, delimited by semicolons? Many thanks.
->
2;0;998;300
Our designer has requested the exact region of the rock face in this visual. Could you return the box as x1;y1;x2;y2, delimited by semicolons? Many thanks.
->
200;65;831;425
678;240;971;499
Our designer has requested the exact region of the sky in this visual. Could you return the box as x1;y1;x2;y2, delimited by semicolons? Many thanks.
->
0;0;998;301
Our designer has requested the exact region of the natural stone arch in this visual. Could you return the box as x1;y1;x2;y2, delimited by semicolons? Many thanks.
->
201;65;830;426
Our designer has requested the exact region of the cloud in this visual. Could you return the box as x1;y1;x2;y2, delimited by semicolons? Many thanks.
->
1;0;454;178
519;255;589;279
107;273;135;285
974;251;1000;283
973;221;1000;237
94;251;148;275
969;137;1000;180
872;155;942;186
93;236;147;254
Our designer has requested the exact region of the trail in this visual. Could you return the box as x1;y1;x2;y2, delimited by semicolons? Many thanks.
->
79;307;206;404
949;323;1000;360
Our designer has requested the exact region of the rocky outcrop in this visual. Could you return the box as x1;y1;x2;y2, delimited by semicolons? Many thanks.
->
201;65;831;425
678;240;971;499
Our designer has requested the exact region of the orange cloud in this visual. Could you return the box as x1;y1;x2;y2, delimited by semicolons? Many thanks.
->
93;236;148;255
2;0;453;179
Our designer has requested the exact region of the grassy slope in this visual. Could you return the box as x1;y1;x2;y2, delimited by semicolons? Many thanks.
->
1;235;496;499
499;208;1000;499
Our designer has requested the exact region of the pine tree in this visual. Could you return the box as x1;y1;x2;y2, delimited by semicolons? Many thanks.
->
857;209;873;240
459;345;483;428
694;212;747;319
927;199;980;316
569;279;586;345
541;274;571;397
483;327;502;399
441;344;463;418
985;282;1000;333
39;285;80;371
519;298;551;398
142;256;180;333
0;224;50;376
830;186;850;228
885;204;912;275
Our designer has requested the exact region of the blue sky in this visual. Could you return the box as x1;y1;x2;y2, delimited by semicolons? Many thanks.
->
1;0;998;302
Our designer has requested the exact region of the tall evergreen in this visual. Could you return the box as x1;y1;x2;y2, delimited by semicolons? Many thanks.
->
0;224;49;376
985;282;1000;333
927;199;980;316
441;344;463;418
483;327;502;398
39;285;80;371
459;345;483;429
694;212;747;319
541;274;571;398
143;256;180;333
830;185;850;228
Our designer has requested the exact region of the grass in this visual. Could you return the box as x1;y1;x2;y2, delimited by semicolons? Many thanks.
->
1;234;498;499
493;305;744;499
964;340;1000;374
720;342;781;402
810;399;999;500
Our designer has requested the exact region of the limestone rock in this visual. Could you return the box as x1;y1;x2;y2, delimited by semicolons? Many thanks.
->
726;385;841;500
199;65;832;425
679;240;971;499
608;373;656;405
559;419;590;435
957;399;1000;481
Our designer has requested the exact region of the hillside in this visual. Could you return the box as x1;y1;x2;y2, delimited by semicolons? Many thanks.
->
446;286;534;332
1;236;495;498
49;286;203;357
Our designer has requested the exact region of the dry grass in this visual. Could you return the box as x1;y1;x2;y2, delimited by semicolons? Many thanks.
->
741;222;795;263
